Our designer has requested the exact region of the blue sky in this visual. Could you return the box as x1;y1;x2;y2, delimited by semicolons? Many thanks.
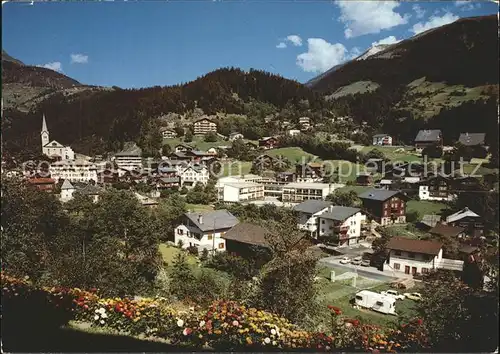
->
2;1;497;88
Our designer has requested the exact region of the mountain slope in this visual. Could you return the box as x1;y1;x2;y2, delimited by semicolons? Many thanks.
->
309;15;498;93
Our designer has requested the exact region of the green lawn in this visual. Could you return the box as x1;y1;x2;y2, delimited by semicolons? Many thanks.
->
334;185;372;194
267;147;318;164
407;200;448;216
220;160;253;176
159;244;198;266
360;146;421;163
384;225;430;240
185;203;214;212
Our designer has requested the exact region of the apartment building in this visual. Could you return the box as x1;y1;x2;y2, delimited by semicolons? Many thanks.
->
50;159;98;183
282;182;342;202
294;200;332;235
179;164;210;187
114;145;143;172
217;182;265;203
193;118;217;135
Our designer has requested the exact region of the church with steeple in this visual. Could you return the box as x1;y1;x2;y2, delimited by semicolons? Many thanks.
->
41;114;75;160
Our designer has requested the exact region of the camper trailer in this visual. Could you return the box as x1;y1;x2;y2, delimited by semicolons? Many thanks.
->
354;290;397;315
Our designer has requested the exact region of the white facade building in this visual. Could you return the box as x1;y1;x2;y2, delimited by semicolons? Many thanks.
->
179;164;210;187
50;159;98;183
383;237;463;276
60;179;76;202
174;210;239;253
41;115;75;160
294;200;332;235
317;207;367;246
282;182;344;202
418;185;456;201
217;182;265;203
114;145;143;172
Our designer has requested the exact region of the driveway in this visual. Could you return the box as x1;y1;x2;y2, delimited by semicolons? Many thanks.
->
319;256;399;282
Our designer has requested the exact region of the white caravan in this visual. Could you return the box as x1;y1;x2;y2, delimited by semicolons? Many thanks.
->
354;290;397;315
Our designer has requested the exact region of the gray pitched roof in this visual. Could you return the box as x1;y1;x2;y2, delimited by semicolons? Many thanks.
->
185;209;239;232
373;134;390;138
415;129;442;142
458;133;486;146
446;207;480;223
222;222;269;247
293;200;332;214
61;179;74;190
358;189;401;201
420;214;441;228
76;184;103;196
319;206;361;221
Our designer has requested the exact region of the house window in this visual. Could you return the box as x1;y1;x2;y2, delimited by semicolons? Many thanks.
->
394;263;400;270
207;234;213;240
394;250;402;256
322;220;325;224
421;268;429;273
218;243;224;249
408;252;415;258
177;229;183;235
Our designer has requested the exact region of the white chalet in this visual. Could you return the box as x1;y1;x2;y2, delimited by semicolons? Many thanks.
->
384;237;463;276
60;179;76;202
317;206;366;246
294;200;332;235
175;210;239;253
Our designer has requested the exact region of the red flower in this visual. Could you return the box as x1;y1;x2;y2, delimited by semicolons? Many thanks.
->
415;318;423;325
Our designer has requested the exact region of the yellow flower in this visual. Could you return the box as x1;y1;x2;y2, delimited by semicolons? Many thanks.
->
246;337;253;345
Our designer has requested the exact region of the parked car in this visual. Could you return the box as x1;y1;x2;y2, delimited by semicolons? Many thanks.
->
361;259;370;267
340;257;351;264
351;256;362;265
404;292;423;301
381;290;405;300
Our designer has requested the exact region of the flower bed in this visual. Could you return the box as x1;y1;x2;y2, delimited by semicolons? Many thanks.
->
1;273;428;352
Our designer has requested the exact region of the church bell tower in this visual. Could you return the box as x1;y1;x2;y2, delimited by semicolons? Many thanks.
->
41;114;50;150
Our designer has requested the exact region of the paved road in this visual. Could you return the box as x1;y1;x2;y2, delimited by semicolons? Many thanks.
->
319;257;398;282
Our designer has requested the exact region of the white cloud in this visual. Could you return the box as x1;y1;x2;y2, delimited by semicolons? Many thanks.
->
38;62;63;72
336;1;410;38
455;1;480;11
70;53;89;64
411;13;459;35
286;35;303;46
276;42;287;49
296;38;358;73
372;35;400;46
412;4;426;19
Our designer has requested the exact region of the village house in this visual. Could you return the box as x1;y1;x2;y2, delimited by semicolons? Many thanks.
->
296;162;324;182
179;164;210;187
358;189;407;226
174;144;194;153
174;210;239;253
298;117;311;130
258;136;279;150
245;142;258;151
74;183;103;203
221;222;270;258
294;200;332;236
384;237;463;276
317;206;367;246
27;177;56;193
282;182;343;202
287;129;301;137
193;117;217;135
60;179;76;202
446;207;484;237
414;129;443;152
134;192;158;209
429;223;467;239
159;127;177;139
50;159;99;183
458;132;486;147
418;174;456;201
275;172;296;183
229;132;244;141
372;134;393;146
355;172;373;186
40;115;75;161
